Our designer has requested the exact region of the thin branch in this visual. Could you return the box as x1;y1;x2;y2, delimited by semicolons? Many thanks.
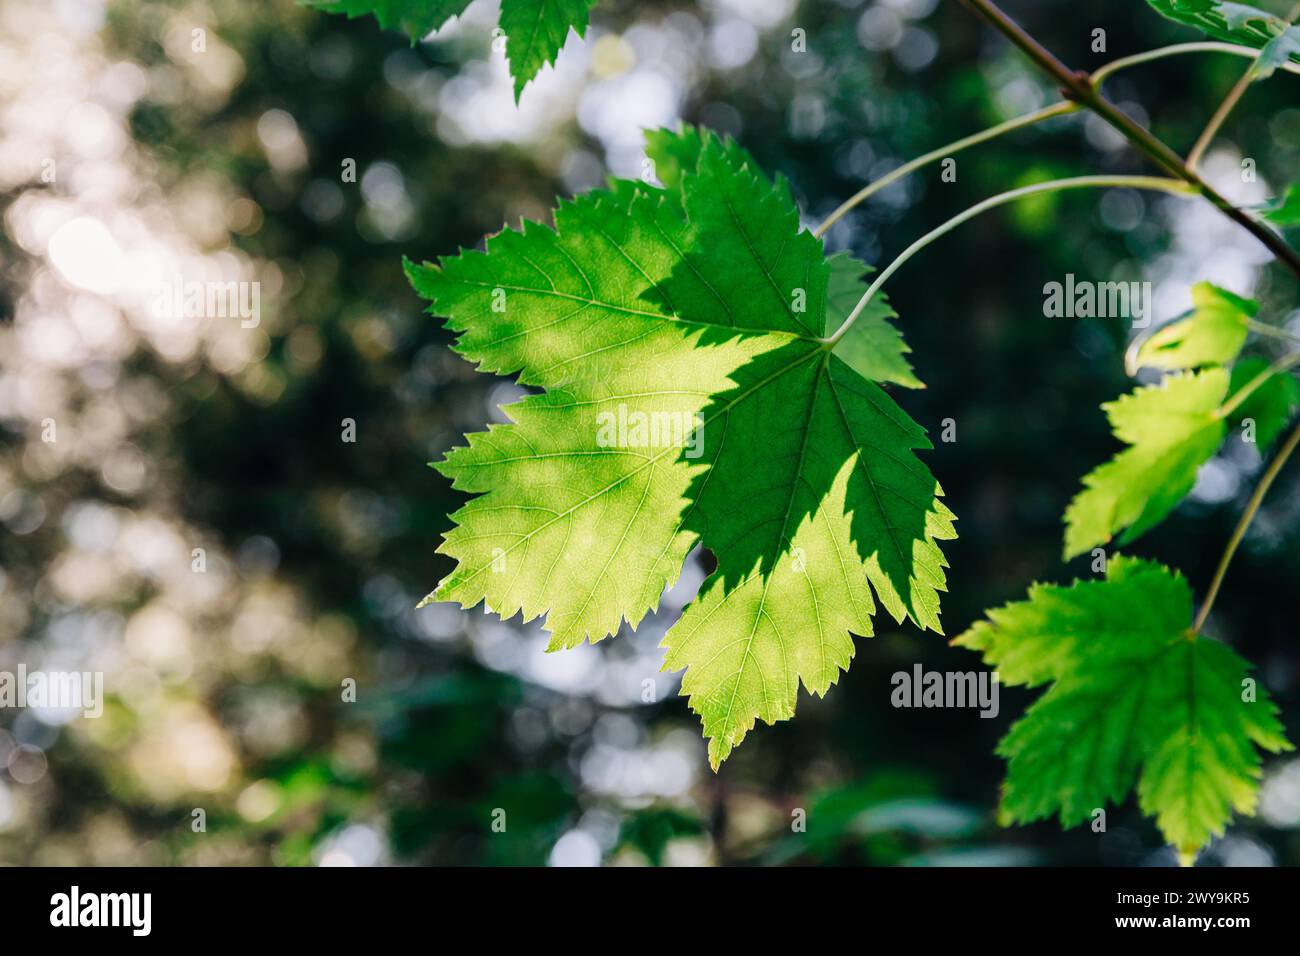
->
1246;317;1300;345
1124;318;1300;376
816;42;1300;240
814;102;1078;238
960;0;1300;279
1186;67;1260;172
1090;41;1300;87
1194;419;1300;632
825;175;1193;345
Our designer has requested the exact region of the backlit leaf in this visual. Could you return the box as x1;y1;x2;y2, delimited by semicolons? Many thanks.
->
408;126;956;766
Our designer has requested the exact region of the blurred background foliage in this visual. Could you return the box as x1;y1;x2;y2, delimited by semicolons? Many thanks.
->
1;0;1299;866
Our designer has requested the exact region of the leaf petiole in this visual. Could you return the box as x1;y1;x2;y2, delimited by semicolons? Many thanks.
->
1194;418;1300;632
815;39;1300;242
1245;316;1300;344
824;175;1193;346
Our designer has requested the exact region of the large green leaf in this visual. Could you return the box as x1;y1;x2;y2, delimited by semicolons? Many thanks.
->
408;126;955;767
1063;369;1229;559
305;0;598;98
956;556;1291;862
1146;0;1300;71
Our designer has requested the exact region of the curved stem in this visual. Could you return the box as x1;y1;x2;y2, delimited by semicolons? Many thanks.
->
825;175;1192;345
1218;349;1300;419
815;41;1300;242
1193;419;1300;633
960;0;1300;279
1090;41;1300;87
1185;2;1300;172
1186;65;1260;173
813;101;1078;238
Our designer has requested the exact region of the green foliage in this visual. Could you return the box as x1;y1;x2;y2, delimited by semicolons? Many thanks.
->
614;807;706;865
761;771;981;865
1132;281;1252;371
304;0;469;42
1228;356;1300;451
1265;181;1300;225
305;0;598;97
1146;0;1300;70
1030;273;1296;856
408;126;956;767
1063;369;1229;559
956;556;1291;861
381;1;1300;861
1066;281;1299;557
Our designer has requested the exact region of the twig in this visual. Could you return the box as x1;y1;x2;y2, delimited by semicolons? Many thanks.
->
1185;2;1300;171
1193;419;1300;632
959;0;1300;279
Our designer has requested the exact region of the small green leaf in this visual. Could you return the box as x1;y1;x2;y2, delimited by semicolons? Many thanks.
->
305;0;598;97
1063;369;1229;559
1133;282;1254;371
1227;356;1300;451
1146;0;1300;69
956;556;1291;861
825;252;923;389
